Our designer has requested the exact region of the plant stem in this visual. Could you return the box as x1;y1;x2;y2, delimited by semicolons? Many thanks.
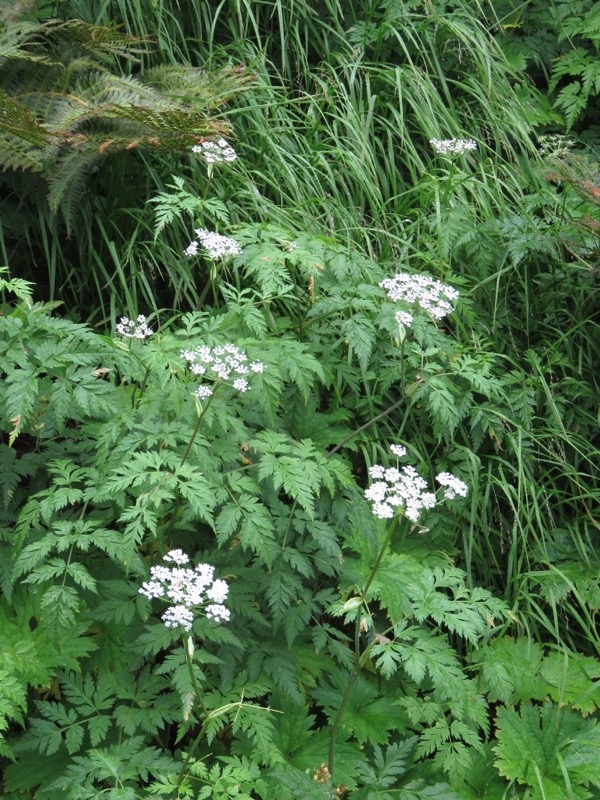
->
327;394;410;458
172;637;212;799
184;636;211;720
327;516;399;782
180;390;217;466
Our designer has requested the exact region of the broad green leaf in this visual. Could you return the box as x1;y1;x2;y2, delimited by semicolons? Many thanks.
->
494;702;600;795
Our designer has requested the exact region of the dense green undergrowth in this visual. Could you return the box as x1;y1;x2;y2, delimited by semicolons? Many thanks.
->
0;0;599;798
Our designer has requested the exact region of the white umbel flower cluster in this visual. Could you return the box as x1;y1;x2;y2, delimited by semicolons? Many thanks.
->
380;272;459;322
395;311;414;328
436;472;469;500
430;138;477;155
184;229;242;259
537;134;575;158
366;464;437;522
139;550;230;631
365;445;468;522
192;138;237;164
180;343;265;400
116;314;153;340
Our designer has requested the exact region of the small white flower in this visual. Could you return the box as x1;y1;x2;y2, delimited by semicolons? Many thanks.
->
194;563;215;584
381;273;459;321
195;385;213;399
365;461;436;523
164;549;190;565
373;502;394;519
182;344;264;397
233;378;249;393
436;472;469;500
192;138;237;164
184;241;199;257
139;580;164;600
365;481;387;503
395;311;414;328
207;579;229;604
430;138;477;155
197;347;213;363
421;492;437;509
162;605;195;631
537;134;575;158
365;457;469;523
205;604;231;622
116;315;153;340
405;506;421;523
189;229;241;260
139;552;230;630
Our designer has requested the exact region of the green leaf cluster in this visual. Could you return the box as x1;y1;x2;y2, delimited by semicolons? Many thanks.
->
0;11;253;227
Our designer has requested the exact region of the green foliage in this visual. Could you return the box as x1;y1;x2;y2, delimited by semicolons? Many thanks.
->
148;755;265;799
475;637;600;713
494;0;600;132
494;703;600;799
0;242;520;797
1;0;599;797
0;4;253;264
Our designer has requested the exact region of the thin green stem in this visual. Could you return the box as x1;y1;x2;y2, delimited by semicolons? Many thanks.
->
162;389;218;555
441;161;458;207
198;261;220;308
172;719;212;799
184;637;211;719
361;517;398;612
131;363;151;409
327;393;415;458
328;516;399;782
399;337;406;396
171;637;212;799
180;390;217;467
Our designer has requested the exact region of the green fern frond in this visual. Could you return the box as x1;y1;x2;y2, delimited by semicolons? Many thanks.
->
0;18;50;62
47;19;148;62
0;134;45;172
0;14;253;225
0;89;49;145
145;64;257;109
46;145;104;226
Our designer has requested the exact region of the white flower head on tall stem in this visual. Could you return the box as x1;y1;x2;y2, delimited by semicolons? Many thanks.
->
139;550;230;631
380;272;459;321
116;314;153;340
184;229;241;260
430;138;477;155
365;446;468;522
537;134;575;159
181;343;265;399
192;138;237;164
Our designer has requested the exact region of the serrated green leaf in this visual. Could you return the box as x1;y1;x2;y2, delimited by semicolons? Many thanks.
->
494;703;600;794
